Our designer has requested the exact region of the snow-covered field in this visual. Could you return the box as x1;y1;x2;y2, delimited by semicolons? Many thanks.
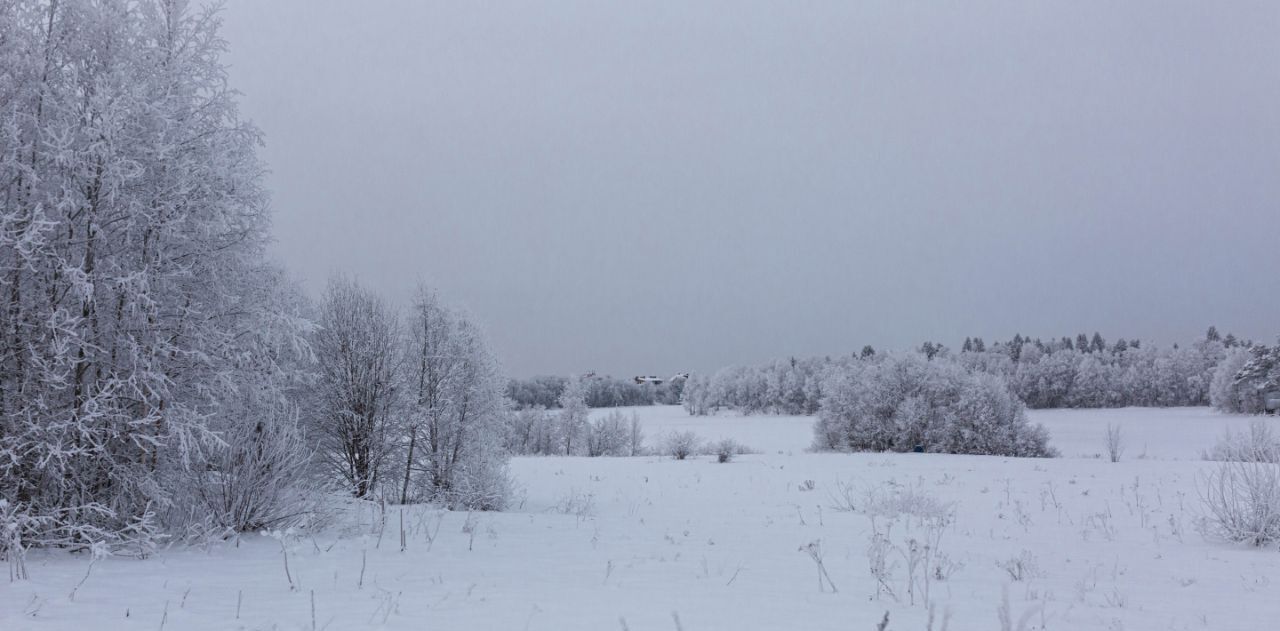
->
5;406;1278;631
1028;407;1259;461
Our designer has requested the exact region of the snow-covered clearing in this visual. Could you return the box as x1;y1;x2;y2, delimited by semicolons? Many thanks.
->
4;406;1277;631
1028;407;1259;461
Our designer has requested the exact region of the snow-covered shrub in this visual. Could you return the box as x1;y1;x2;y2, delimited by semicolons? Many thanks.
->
1199;421;1280;547
1;500;48;581
816;354;1055;457
176;405;316;536
448;452;513;512
811;399;853;452
1204;421;1280;464
664;431;703;460
585;411;633;457
714;439;740;463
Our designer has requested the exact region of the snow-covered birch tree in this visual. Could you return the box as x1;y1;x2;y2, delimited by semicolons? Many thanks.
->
311;275;401;499
1;0;312;551
399;287;510;509
558;376;590;455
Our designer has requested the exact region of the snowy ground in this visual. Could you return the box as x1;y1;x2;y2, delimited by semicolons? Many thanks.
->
4;406;1278;631
1027;407;1259;461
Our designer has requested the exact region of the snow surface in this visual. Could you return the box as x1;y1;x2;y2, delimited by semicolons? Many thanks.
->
4;406;1279;630
1028;407;1260;461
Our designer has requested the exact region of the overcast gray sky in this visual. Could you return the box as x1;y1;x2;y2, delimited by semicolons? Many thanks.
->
219;1;1280;378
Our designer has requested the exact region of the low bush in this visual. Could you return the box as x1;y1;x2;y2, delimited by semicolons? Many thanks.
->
713;439;742;463
1200;421;1280;547
174;405;317;538
663;431;703;460
1204;421;1280;464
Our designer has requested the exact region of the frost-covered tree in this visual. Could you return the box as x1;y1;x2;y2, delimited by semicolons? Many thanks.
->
506;375;568;409
683;357;834;416
1013;347;1073;408
585;376;659;407
979;331;1227;409
1066;355;1114;407
558;376;590;454
0;0;313;550
399;288;510;509
1215;343;1280;415
507;373;678;409
506;406;556;455
919;341;949;360
584;410;636;457
398;288;455;502
703;328;1238;418
311;276;402;498
1211;348;1259;414
681;373;714;416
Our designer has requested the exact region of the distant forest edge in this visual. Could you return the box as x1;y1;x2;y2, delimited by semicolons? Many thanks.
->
507;374;686;409
510;328;1280;416
681;328;1278;417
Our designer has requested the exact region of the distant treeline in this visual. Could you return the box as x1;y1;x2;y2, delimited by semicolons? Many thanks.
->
683;328;1270;416
507;374;685;409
